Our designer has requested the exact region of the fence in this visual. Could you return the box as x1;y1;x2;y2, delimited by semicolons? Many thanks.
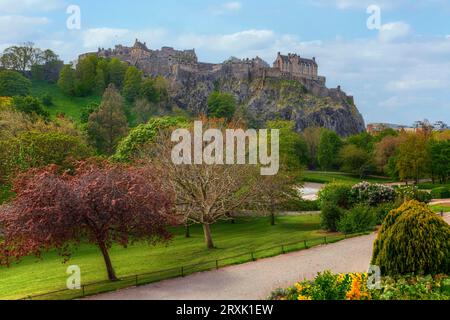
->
19;232;365;300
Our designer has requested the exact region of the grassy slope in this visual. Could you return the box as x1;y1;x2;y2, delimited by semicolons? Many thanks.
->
0;214;348;300
30;80;101;122
303;171;393;184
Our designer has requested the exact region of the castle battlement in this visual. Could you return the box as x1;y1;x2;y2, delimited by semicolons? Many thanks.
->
80;41;325;86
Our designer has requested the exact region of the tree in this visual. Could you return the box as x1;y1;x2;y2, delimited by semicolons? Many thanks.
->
80;102;100;124
133;98;155;124
396;133;430;184
113;116;187;163
58;65;76;96
0;161;174;281
302;127;324;169
87;84;129;155
373;134;406;175
339;144;370;178
254;171;300;226
267;120;308;173
75;55;97;96
317;130;342;171
140;78;159;103
108;58;127;89
207;92;237;121
95;66;106;93
0;42;42;72
152;119;259;249
428;139;450;184
346;132;374;152
0;70;31;96
123;66;143;102
12;96;49;119
0;131;92;183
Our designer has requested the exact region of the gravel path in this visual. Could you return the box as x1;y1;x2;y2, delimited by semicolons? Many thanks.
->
87;233;377;300
87;214;450;301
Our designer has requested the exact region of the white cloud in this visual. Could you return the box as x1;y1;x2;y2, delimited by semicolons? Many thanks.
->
210;1;242;15
177;29;275;54
0;15;49;42
82;28;167;50
378;22;412;43
0;0;64;14
310;0;450;10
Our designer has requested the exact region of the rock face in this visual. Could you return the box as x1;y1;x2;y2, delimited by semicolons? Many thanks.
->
82;40;366;136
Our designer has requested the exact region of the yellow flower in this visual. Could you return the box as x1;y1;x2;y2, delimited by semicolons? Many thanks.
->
298;295;312;301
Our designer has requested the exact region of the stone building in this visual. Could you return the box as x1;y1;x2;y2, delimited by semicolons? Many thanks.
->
273;52;318;79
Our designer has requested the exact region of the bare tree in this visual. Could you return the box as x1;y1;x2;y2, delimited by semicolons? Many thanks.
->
150;119;260;249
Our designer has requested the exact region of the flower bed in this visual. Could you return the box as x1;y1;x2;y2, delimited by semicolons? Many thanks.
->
269;271;450;300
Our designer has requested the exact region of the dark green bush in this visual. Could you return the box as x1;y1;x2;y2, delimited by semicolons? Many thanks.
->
318;182;353;209
320;202;344;232
372;200;450;276
373;202;399;225
41;93;53;106
338;204;377;234
282;199;320;211
431;187;450;200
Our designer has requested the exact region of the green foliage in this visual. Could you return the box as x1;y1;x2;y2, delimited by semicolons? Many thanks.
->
108;58;127;89
372;200;450;276
57;65;76;96
75;55;97;96
0;184;14;205
267;120;308;172
396;134;430;183
122;66;143;102
80;102;100;124
339;144;371;177
350;182;396;206
87;84;129;155
338;204;376;234
281;199;320;212
140;78;159;103
428;139;450;184
113;116;187;162
372;202;398;225
347;132;374;152
40;93;53;106
372;275;450;300
318;182;353;209
0;70;31;96
395;185;432;204
0;132;92;181
317;130;342;171
12;96;49;119
320;202;344;232
207;91;237;121
430;187;450;199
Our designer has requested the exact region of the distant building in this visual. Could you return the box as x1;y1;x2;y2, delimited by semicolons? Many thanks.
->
367;120;449;135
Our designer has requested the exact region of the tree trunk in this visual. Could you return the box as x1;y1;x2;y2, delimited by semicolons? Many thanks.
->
202;223;215;249
98;241;118;281
270;204;276;226
185;223;190;238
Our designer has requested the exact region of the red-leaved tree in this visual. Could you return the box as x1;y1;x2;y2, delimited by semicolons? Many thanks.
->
0;160;174;281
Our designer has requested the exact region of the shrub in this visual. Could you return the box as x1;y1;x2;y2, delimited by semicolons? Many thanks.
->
350;182;396;206
431;187;450;200
338;204;376;234
270;273;450;300
282;199;320;211
270;271;372;300
373;201;399;225
41;93;53;106
395;186;432;204
372;200;450;276
0;70;31;97
320;202;344;232
318;182;353;209
12;96;50;119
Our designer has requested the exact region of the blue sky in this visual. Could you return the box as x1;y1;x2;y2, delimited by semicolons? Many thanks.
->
1;0;449;125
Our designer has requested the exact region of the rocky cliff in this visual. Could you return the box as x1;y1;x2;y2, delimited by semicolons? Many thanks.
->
169;65;366;136
85;41;366;136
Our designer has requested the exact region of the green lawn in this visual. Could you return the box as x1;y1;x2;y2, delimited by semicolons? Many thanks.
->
303;171;393;184
0;214;353;300
418;182;450;190
30;80;101;122
430;205;450;213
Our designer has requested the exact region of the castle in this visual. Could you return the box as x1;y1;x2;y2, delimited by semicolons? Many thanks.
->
81;39;327;86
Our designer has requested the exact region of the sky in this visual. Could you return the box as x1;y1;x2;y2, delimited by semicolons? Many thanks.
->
1;0;450;125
